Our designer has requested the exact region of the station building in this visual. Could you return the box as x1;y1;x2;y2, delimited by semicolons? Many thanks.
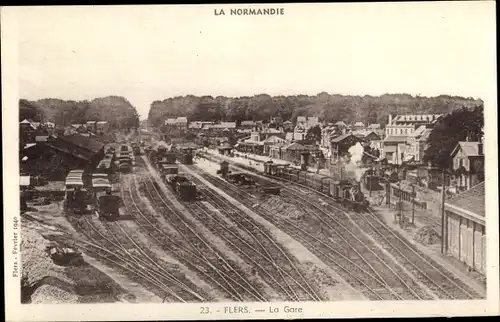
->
444;182;485;274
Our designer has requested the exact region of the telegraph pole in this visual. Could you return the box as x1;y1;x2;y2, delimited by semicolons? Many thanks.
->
411;184;415;225
397;144;402;225
441;169;446;254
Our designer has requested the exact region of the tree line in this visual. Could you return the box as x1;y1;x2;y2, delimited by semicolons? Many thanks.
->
19;96;140;130
147;93;483;128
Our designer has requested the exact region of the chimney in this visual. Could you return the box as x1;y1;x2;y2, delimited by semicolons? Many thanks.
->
388;114;393;125
478;143;483;155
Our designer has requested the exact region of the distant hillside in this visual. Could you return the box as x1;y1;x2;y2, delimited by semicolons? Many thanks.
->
147;93;483;128
19;96;140;130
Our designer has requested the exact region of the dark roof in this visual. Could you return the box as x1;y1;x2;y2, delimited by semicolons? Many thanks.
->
45;140;95;161
331;133;356;143
446;182;485;217
59;134;105;153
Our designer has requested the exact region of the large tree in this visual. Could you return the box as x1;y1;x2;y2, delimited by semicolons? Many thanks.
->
423;105;484;169
306;125;322;142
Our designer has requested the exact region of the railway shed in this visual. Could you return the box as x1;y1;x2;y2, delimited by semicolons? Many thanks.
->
21;134;105;180
444;182;485;274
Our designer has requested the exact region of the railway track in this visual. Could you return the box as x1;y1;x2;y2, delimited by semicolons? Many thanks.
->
121;172;263;302
269;177;482;300
187;165;418;300
135;170;267;302
65;214;202;302
181;180;322;301
219;161;483;300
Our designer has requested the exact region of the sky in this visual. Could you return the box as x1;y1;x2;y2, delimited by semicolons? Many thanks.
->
12;2;497;120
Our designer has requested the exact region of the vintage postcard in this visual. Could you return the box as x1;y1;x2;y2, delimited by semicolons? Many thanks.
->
2;2;499;321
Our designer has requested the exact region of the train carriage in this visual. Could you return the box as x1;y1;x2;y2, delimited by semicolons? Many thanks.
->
96;192;120;221
64;170;86;213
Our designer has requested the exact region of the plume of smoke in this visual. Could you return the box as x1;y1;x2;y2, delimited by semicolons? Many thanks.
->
342;142;368;182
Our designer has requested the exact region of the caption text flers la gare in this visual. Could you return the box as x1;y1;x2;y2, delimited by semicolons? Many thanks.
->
214;8;285;16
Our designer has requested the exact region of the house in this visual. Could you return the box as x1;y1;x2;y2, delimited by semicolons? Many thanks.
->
262;135;287;155
330;133;361;160
296;116;307;127
385;114;442;137
165;118;177;126
240;120;256;129
86;121;97;132
20;119;37;145
368;123;384;138
450;141;485;191
71;124;87;133
381;136;408;164
335;121;347;129
282;142;308;164
352;130;381;142
96;121;110;133
268;116;283;130
307;117;319;128
353;121;365;131
405;126;432;163
321;126;343;149
176;117;188;130
282;120;294;132
217;141;234;156
43;121;55;128
444;182;485;274
189;121;213;130
164;117;188;130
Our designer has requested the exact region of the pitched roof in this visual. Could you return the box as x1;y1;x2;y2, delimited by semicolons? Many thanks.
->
262;135;285;143
211;122;236;129
446;182;485;218
58;134;105;153
335;121;347;126
354;121;365;127
241;120;256;126
330;133;354;143
284;142;306;150
451;141;483;157
20;119;31;124
383;136;408;143
369;124;381;129
353;130;379;138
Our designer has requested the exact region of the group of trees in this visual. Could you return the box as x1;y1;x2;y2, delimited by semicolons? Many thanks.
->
19;96;140;131
147;93;482;129
423;105;484;169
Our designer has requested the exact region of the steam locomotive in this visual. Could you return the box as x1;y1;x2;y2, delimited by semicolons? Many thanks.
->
331;180;369;212
263;161;369;211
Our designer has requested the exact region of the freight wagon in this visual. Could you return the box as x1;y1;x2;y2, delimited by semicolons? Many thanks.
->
176;181;197;201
